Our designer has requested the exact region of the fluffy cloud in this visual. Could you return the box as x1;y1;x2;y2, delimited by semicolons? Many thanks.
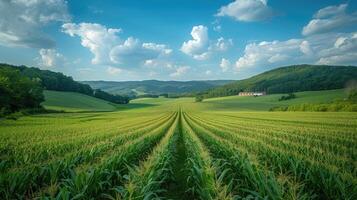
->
317;33;357;65
0;0;70;48
220;58;231;72
214;37;233;51
62;23;121;65
302;4;357;36
62;23;172;68
170;66;190;77
181;25;233;60
38;49;65;68
181;25;209;59
216;0;273;22
235;32;357;70
110;38;172;67
236;39;304;69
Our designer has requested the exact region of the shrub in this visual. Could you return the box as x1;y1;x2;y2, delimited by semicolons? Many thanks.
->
278;93;296;101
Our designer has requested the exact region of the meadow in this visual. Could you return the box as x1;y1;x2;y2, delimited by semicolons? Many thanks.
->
0;92;356;199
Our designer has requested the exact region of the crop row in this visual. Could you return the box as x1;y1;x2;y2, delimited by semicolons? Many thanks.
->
184;111;356;199
0;112;176;199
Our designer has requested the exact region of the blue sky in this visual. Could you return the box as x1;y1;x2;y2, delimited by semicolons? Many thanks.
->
0;0;356;81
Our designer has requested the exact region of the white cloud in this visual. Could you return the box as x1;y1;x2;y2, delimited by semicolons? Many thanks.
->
62;22;172;68
299;40;313;55
62;23;121;65
181;25;209;60
317;33;357;65
0;0;70;48
302;4;357;36
193;52;211;61
236;39;303;69
38;49;65;68
216;0;273;22
220;58;231;72
214;37;233;51
205;70;213;75
170;66;190;77
106;66;122;75
235;32;357;70
181;25;233;60
109;37;172;68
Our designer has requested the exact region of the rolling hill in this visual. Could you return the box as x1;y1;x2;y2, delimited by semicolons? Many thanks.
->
131;89;348;111
83;80;233;96
42;90;117;112
204;65;357;98
200;89;347;111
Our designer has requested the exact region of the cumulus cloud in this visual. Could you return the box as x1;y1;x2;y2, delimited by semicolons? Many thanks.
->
299;40;313;55
170;66;190;77
62;22;172;68
110;38;172;67
0;0;70;48
62;23;121;65
214;37;233;51
181;25;233;60
317;33;357;65
302;4;357;36
37;49;65;68
220;58;231;72
235;32;357;70
216;0;273;22
181;25;209;59
236;39;304;69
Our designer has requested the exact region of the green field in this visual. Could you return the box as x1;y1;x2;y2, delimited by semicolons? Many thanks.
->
0;90;356;199
201;89;347;111
42;90;117;112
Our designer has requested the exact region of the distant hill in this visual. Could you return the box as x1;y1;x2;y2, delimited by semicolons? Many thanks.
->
204;65;357;98
43;90;117;112
0;63;129;104
82;80;234;97
202;89;347;111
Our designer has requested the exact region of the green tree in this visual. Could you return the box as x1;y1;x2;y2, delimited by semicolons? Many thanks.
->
0;67;44;115
195;95;203;102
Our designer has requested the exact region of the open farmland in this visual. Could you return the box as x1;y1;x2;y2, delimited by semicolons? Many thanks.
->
0;97;356;200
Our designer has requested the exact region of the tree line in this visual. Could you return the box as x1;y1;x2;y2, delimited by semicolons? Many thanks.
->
0;64;129;116
201;65;357;99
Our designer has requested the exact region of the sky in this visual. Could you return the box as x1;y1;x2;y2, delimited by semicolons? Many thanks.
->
0;0;356;81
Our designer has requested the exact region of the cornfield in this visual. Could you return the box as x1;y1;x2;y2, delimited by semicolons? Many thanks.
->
0;101;356;200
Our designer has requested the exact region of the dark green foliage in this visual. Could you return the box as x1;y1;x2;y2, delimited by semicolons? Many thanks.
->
278;93;296;101
349;91;357;101
204;65;357;98
0;63;129;104
159;93;169;98
195;95;203;102
135;94;160;98
0;67;44;116
270;102;357;112
93;89;129;104
346;81;357;102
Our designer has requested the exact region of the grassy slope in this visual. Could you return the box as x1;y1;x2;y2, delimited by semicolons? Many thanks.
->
132;89;347;111
201;89;346;111
42;89;349;113
206;65;357;98
42;90;117;112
